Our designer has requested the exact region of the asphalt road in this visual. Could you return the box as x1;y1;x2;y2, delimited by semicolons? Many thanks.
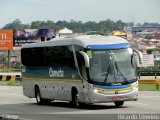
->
0;86;160;120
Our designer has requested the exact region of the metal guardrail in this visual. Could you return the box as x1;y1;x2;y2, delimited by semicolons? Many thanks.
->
138;70;160;79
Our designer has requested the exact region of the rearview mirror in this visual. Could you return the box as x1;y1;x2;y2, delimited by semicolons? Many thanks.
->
79;51;90;67
133;49;143;64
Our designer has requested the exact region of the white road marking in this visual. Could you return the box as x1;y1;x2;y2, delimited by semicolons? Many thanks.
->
135;102;149;106
48;110;94;114
125;102;149;106
0;102;17;104
140;95;160;98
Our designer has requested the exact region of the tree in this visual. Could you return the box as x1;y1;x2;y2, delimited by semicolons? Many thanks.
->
147;49;153;54
31;21;55;29
145;34;153;39
55;20;69;29
3;19;30;29
115;20;126;30
3;19;160;33
68;20;83;32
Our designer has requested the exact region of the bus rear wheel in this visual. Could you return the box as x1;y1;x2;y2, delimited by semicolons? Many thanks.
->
35;87;43;105
114;101;124;107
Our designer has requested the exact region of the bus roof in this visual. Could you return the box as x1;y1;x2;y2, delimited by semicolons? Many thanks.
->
21;35;130;49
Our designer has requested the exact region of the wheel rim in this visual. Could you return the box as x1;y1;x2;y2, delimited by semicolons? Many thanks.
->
36;90;41;104
36;93;40;103
74;93;79;107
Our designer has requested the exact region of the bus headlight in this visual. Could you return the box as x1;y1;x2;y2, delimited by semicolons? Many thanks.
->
94;89;98;93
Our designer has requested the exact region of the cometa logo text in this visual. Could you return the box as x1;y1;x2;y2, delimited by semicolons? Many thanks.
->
49;68;64;77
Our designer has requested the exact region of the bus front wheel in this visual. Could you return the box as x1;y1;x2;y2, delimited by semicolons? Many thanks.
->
72;91;80;107
114;101;124;107
35;87;51;105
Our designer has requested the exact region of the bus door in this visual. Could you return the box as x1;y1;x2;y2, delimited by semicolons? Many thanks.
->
76;51;91;102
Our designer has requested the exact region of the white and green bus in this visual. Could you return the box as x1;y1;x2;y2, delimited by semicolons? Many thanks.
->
21;35;142;107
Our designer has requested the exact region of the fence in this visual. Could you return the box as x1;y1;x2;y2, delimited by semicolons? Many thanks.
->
138;70;160;90
138;70;160;79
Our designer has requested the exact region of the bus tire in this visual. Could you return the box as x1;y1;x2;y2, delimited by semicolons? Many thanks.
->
35;87;46;105
114;101;124;107
72;89;80;107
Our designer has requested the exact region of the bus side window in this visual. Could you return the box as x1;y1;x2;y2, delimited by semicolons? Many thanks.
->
76;52;87;80
21;48;45;66
64;46;76;70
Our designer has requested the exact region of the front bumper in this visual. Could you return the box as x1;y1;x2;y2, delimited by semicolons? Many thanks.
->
90;83;138;103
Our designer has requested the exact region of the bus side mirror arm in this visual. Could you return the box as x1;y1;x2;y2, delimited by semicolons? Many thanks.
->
79;51;90;67
133;49;143;64
79;51;91;82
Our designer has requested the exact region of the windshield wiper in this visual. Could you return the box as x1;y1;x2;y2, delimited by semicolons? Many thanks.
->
103;52;112;85
114;60;129;84
103;65;110;85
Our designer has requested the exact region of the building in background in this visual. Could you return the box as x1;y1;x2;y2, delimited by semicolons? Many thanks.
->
58;27;73;37
132;26;160;34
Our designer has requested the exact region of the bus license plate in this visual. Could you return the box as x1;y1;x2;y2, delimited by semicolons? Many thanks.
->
112;96;121;101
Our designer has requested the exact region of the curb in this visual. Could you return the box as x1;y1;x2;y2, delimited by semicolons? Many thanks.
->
0;75;21;81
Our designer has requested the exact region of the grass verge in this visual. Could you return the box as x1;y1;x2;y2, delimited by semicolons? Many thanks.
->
139;84;160;91
0;81;21;86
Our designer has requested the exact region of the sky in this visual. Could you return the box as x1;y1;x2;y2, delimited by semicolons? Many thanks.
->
0;0;160;28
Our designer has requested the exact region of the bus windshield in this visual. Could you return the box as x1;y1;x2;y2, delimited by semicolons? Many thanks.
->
88;48;137;85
